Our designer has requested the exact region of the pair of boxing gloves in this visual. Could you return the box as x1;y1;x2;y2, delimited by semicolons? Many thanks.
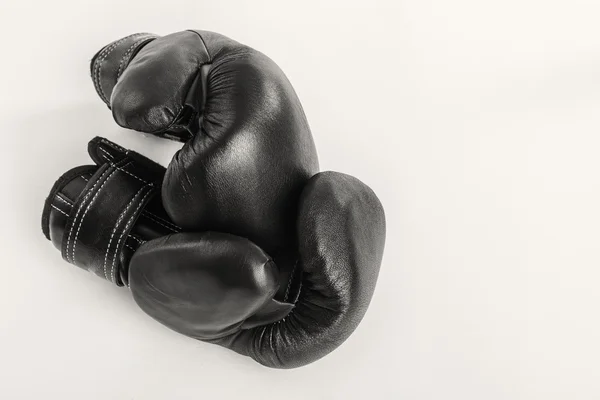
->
42;30;386;368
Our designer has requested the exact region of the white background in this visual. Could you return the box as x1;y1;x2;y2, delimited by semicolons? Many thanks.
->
1;1;599;399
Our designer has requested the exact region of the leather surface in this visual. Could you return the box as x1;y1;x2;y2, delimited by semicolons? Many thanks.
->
42;30;387;369
92;30;320;301
129;232;284;339
212;171;386;368
42;137;180;285
126;169;386;368
43;140;386;368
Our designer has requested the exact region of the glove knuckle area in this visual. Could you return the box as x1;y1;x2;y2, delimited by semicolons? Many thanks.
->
91;33;158;107
205;49;294;130
129;232;279;340
110;31;211;134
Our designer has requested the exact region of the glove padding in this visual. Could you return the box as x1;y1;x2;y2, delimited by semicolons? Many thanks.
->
141;171;386;368
91;30;319;288
43;138;385;368
44;29;386;368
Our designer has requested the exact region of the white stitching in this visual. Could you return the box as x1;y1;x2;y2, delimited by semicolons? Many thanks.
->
51;204;68;217
128;235;144;244
54;188;150;252
65;166;113;263
92;46;114;102
103;185;149;280
57;194;180;233
127;235;140;243
110;188;153;283
80;175;89;182
113;164;150;185
52;197;144;248
93;34;150;103
69;161;131;262
55;195;71;206
93;33;151;104
71;167;120;264
116;38;149;78
93;42;122;103
100;138;126;152
140;215;178;232
70;161;131;263
99;147;114;161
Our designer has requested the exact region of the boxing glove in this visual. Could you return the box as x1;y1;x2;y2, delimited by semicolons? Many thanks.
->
91;30;319;299
42;137;291;322
42;138;386;368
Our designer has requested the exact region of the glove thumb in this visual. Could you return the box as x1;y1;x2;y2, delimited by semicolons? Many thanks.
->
214;172;386;368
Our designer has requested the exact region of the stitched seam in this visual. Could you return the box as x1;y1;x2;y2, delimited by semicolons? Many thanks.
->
55;195;71;206
103;185;149;280
113;164;150;184
70;161;131;263
189;30;212;62
53;196;142;246
280;281;302;324
92;46;113;103
71;167;120;264
100;138;126;153
99;147;114;161
128;235;144;245
283;259;298;303
94;33;151;104
65;165;114;263
56;195;179;232
94;33;151;103
68;160;130;260
110;188;153;283
140;212;180;232
51;204;68;217
92;35;133;103
142;210;180;229
116;38;149;78
140;214;178;233
128;235;141;243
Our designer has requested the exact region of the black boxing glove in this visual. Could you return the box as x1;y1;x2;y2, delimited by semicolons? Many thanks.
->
44;29;386;368
133;171;386;368
42;138;386;368
42;137;290;325
91;30;319;299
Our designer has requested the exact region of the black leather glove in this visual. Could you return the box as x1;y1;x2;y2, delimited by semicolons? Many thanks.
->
92;30;319;298
43;30;386;368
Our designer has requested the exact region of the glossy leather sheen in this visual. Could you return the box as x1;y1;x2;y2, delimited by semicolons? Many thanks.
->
41;30;388;368
42;137;181;285
44;140;386;367
134;171;387;368
214;172;386;368
43;137;297;335
91;30;320;302
129;232;291;340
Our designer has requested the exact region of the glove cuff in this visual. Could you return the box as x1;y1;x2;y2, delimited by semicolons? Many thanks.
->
42;137;179;286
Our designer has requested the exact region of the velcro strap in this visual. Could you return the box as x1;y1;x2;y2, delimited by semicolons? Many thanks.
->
60;139;161;286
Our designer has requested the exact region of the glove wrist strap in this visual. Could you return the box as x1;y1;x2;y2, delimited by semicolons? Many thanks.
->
59;138;162;286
